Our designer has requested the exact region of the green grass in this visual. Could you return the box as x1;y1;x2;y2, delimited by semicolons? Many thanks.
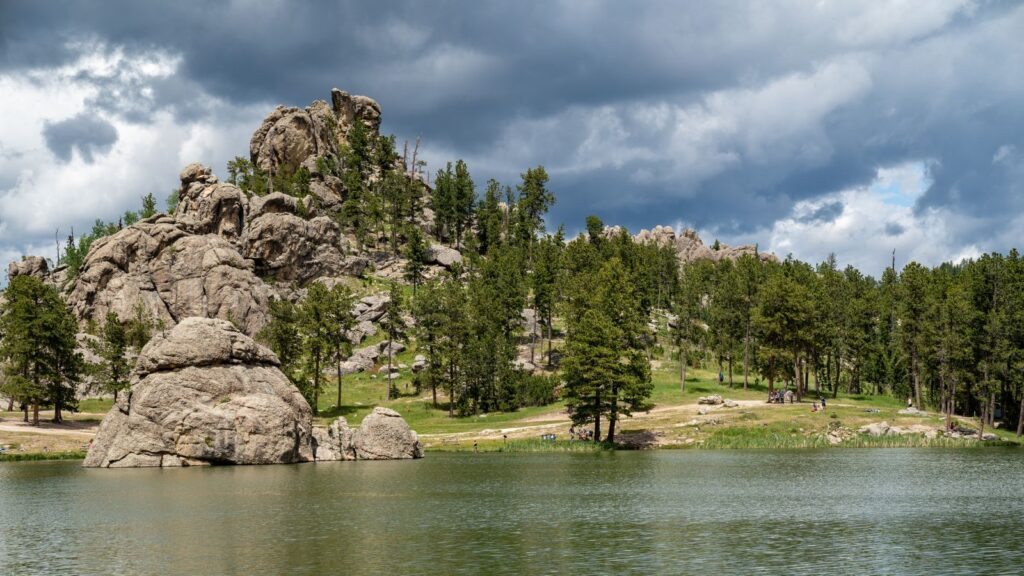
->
0;450;86;462
430;438;608;453
77;398;114;414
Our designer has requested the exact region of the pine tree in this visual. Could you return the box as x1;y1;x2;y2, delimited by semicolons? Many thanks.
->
0;276;83;424
257;299;303;381
93;312;130;401
412;280;446;407
404;226;429;294
379;283;408;400
325;284;355;409
476;179;505;255
298;283;335;414
452;160;476;250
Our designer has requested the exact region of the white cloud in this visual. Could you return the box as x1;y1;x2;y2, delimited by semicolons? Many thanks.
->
437;57;872;197
834;0;975;48
0;42;268;272
719;161;994;276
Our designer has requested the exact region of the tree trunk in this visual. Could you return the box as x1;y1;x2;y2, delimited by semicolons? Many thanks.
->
912;355;922;410
312;355;320;416
336;353;343;409
448;363;455;418
988;392;996;427
1016;394;1023;437
679;344;687;393
607;388;618;444
727;354;733;388
743;322;750;390
832;354;840;399
530;308;537;364
387;342;394;400
53;397;62;424
6;397;13;411
32;402;39;426
978;402;986;441
547;319;553;367
593;390;601;442
794;356;803;403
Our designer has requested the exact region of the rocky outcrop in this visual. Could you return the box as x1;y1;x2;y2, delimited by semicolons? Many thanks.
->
7;255;49;280
83;318;314;467
66;214;272;336
632;225;777;264
242;212;346;283
426;243;462;268
174;164;248;238
249;88;381;175
249;100;338;174
313;407;423;462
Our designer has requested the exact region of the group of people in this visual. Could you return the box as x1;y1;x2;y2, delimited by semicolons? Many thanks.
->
766;388;829;412
568;427;594;441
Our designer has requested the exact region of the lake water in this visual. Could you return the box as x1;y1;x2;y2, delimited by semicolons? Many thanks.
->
1;449;1022;575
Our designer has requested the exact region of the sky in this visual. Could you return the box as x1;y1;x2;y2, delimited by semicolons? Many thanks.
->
1;0;1022;280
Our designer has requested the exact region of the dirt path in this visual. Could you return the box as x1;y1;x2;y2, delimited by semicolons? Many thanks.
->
422;399;772;443
0;419;98;437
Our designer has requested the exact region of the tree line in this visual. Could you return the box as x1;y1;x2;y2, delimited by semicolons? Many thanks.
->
6;146;1024;442
671;251;1024;437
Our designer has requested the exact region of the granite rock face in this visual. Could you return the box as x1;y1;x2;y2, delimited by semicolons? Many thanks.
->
7;255;49;280
65;214;272;336
312;407;423;462
83;318;314;468
632;225;778;264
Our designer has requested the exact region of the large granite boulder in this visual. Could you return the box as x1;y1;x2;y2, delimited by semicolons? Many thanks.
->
174;163;248;239
242;212;346;283
632;225;778;264
7;255;49;280
83;317;314;467
249;100;338;174
313;407;423;462
426;243;462;268
249;89;381;175
66;216;272;336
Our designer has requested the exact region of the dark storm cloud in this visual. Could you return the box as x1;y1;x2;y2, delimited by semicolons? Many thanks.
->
2;0;1024;253
42;112;118;163
797;202;845;225
885;222;906;237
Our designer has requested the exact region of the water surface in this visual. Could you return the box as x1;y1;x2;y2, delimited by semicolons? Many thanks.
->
1;449;1021;575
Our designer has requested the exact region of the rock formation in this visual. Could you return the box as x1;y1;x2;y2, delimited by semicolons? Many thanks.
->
7;255;49;280
83;317;314;467
632;225;777;264
312;407;423;461
65;210;273;336
249;88;380;175
84;318;424;468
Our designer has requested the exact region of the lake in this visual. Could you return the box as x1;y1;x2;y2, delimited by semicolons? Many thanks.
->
1;449;1022;575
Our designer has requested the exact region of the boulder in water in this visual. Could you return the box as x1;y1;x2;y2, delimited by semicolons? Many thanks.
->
83;317;314;467
313;407;423;461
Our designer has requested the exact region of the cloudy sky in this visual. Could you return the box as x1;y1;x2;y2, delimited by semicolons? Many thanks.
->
1;0;1022;279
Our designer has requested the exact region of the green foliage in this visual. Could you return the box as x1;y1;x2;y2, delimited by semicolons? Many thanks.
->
0;276;83;423
227;156;268;195
403;225;429;292
89;312;131;399
166;188;180;214
140;192;158;219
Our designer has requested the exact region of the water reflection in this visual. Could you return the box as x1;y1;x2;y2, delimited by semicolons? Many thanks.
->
1;449;1022;575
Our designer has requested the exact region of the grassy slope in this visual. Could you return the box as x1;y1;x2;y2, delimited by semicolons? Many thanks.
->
4;331;1019;460
312;353;1022;451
